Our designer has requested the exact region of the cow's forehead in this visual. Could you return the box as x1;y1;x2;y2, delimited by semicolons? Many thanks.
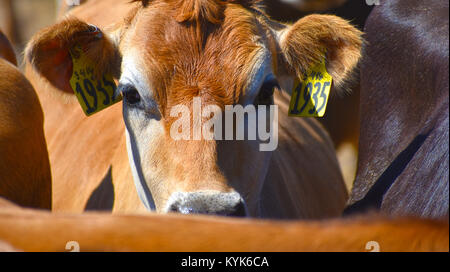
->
120;4;270;110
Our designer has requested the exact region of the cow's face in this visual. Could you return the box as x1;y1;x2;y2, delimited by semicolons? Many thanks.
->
26;0;362;217
117;2;280;216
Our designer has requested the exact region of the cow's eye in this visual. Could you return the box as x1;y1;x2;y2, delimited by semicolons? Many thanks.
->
255;78;279;105
119;84;141;105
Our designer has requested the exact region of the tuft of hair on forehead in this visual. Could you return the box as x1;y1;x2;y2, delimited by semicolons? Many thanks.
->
131;0;262;24
176;0;225;24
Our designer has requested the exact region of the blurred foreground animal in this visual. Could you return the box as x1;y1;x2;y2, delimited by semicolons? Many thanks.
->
0;197;447;252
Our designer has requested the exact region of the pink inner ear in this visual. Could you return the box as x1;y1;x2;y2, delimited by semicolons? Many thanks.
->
41;47;74;94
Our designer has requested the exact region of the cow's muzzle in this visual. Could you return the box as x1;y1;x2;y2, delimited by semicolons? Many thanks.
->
165;190;247;217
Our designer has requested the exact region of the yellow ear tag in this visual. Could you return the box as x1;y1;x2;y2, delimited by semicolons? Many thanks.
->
288;57;332;117
69;45;121;116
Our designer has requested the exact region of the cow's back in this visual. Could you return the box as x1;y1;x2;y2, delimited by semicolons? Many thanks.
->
347;0;449;218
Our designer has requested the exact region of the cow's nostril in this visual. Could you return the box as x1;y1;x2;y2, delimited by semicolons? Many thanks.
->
169;205;179;213
228;201;247;217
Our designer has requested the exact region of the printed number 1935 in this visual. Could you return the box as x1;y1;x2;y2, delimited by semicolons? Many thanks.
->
69;44;121;116
74;76;119;115
288;57;332;118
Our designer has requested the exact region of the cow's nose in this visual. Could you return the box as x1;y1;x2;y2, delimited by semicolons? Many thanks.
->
166;191;247;217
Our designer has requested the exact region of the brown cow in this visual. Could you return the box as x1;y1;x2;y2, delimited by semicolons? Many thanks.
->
0;197;447;252
26;0;362;218
0;31;51;209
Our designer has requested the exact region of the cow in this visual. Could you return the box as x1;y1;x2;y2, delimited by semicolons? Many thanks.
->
345;0;449;218
0;31;52;209
25;0;363;218
0;197;448;252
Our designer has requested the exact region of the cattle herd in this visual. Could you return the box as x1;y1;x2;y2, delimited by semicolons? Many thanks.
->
0;0;448;252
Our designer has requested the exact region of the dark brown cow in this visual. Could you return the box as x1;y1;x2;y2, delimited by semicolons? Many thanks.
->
345;0;449;218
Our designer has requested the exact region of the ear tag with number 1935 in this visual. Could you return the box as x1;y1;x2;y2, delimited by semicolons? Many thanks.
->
69;44;121;116
288;56;332;117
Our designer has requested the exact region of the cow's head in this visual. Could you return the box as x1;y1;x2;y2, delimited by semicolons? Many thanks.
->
26;0;362;217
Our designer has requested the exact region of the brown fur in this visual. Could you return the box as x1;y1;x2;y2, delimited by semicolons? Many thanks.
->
279;14;363;89
0;30;16;66
0;198;447;252
0;55;51;209
126;2;265;116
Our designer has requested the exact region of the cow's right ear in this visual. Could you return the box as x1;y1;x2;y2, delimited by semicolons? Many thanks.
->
25;17;121;94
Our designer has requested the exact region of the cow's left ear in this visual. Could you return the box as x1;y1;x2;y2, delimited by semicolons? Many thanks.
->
277;14;363;88
25;17;121;94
